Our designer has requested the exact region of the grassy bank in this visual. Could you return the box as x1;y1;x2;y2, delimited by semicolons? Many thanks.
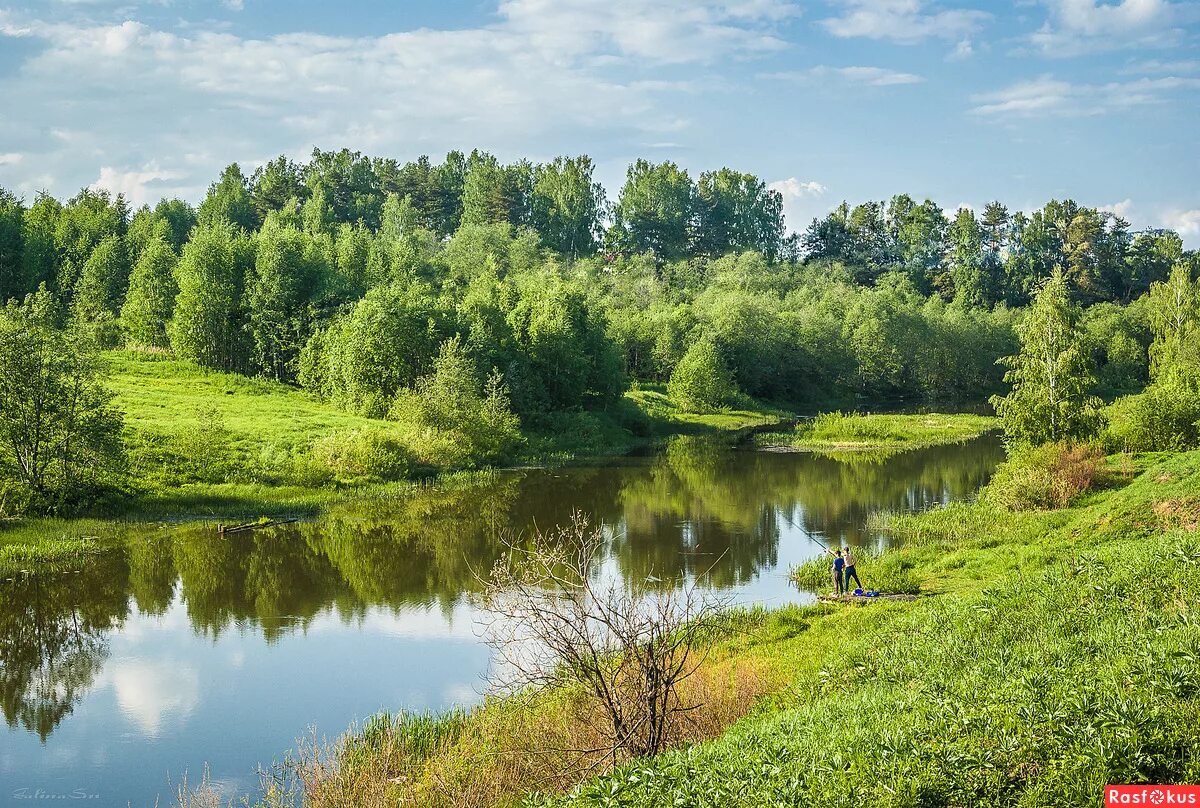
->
528;450;1200;807
759;411;998;457
302;448;1200;808
0;354;792;576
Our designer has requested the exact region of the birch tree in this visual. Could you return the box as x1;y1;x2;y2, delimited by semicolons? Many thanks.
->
990;269;1101;444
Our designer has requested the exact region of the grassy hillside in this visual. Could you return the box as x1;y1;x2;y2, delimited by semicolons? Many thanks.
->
302;449;1200;808
527;450;1200;808
107;351;400;458
103;350;421;515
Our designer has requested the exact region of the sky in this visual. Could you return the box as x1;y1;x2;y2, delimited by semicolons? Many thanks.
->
0;0;1197;243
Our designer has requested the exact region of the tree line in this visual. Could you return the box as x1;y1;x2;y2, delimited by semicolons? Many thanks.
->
0;146;1195;513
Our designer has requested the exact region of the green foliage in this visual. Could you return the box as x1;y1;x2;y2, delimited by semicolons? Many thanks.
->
666;340;737;412
169;221;249;372
1105;382;1200;452
52;189;126;302
70;233;128;346
299;283;448;416
461;151;532;229
1082;300;1151;396
0;188;24;303
692;169;785;259
1147;262;1199;385
1101;264;1200;452
198;163;258;231
247;223;318;381
530;156;605;258
309;429;412;483
20;194;60;296
507;275;625;412
121;233;179;348
983;441;1103;510
0;287;125;514
991;270;1102;444
612;160;694;259
783;412;998;455
390;337;523;468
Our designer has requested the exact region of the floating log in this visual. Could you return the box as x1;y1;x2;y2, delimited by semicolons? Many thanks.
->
218;518;299;535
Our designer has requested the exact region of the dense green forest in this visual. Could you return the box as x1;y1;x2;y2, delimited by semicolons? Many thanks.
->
0;147;1196;515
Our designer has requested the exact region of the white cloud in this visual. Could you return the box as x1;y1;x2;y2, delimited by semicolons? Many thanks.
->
91;164;188;206
0;1;795;203
0;153;23;166
1099;198;1135;219
109;659;200;736
970;74;1200;117
768;177;827;232
949;38;974;60
1027;0;1194;55
763;65;925;86
222;0;244;9
820;0;990;43
1163;208;1200;237
499;0;797;64
814;65;924;85
1120;58;1200;74
0;10;35;37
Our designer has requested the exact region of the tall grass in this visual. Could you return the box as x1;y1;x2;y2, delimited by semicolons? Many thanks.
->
773;412;998;455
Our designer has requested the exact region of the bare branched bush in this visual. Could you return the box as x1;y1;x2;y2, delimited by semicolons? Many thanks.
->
479;512;730;767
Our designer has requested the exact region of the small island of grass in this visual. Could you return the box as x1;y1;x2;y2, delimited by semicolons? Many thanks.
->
760;411;998;456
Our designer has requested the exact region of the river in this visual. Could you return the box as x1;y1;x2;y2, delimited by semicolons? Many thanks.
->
0;434;1003;807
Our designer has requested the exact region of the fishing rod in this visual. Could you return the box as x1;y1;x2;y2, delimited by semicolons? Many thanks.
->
778;508;835;556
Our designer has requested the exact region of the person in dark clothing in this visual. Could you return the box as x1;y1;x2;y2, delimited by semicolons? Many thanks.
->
843;546;862;592
832;549;846;594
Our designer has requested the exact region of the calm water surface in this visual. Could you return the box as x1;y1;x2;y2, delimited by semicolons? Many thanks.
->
0;436;1002;807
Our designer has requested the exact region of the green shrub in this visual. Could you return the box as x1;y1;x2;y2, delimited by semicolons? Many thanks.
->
984;441;1103;511
1105;381;1200;452
390;337;524;469
308;429;412;483
666;340;738;413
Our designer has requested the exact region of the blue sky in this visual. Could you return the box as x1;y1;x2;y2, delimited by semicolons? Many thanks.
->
0;0;1197;242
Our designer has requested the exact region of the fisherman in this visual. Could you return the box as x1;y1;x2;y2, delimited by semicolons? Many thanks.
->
843;546;862;592
832;549;846;595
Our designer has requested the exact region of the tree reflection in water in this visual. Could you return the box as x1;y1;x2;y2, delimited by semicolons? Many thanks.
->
0;554;129;741
0;434;1001;739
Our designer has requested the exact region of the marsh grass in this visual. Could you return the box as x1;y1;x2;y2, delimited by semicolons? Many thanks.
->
763;411;998;456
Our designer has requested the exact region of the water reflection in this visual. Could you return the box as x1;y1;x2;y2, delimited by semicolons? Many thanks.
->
0;436;1000;806
0;555;128;741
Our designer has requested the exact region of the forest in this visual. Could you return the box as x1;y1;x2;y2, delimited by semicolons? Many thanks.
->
0;147;1196;515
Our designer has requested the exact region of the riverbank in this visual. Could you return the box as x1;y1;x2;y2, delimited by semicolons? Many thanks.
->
757;411;998;457
302;447;1200;808
0;354;794;577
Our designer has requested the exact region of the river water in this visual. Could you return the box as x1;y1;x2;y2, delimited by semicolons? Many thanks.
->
0;435;1002;807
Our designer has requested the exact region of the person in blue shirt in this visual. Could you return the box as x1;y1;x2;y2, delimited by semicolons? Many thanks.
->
832;549;846;595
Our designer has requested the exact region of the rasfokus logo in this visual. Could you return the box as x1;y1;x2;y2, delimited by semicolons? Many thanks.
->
1107;785;1200;805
